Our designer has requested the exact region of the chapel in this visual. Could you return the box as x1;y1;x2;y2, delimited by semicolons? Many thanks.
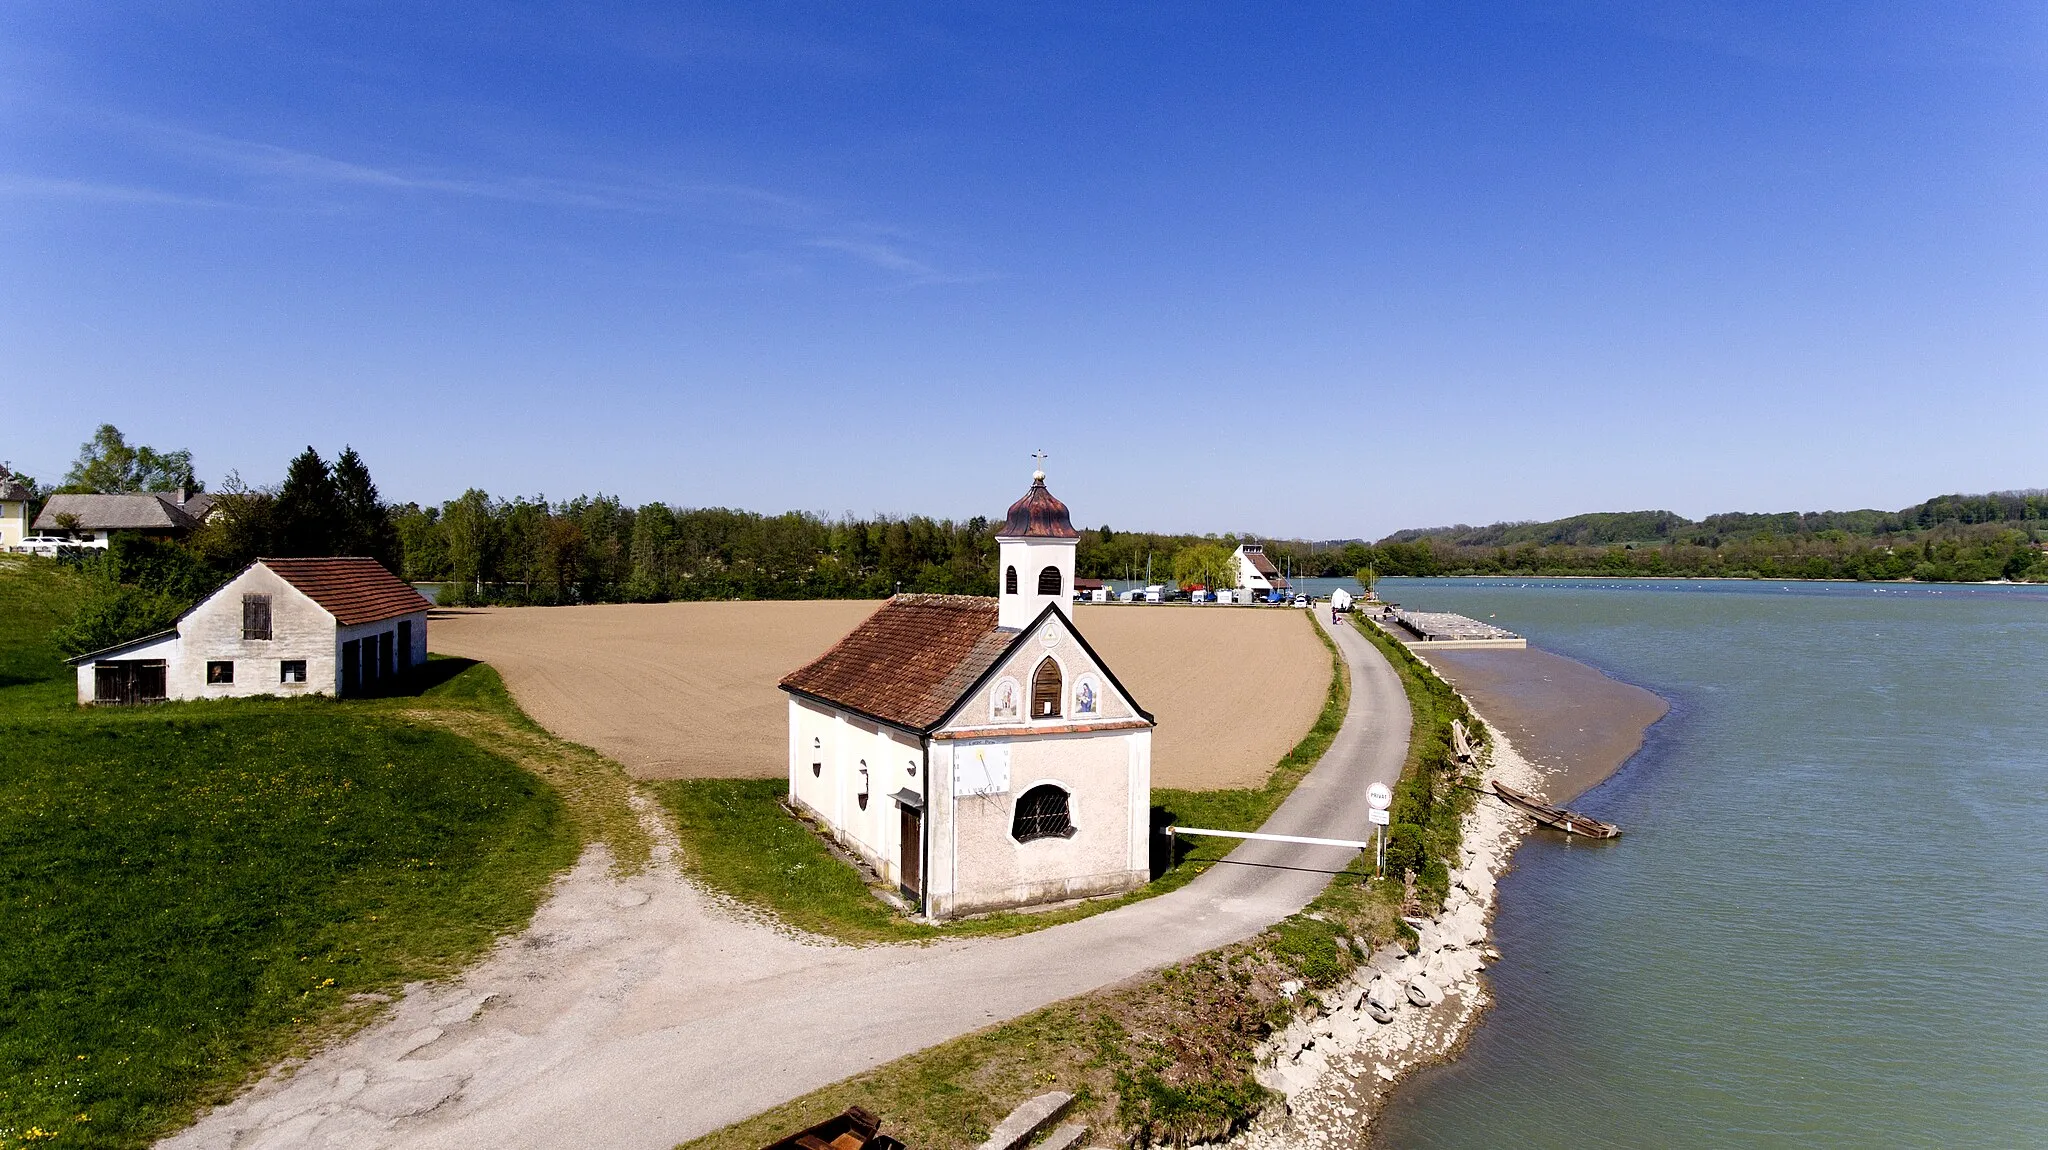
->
779;467;1154;920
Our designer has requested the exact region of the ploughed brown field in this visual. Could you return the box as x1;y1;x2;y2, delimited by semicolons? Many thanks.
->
429;601;1329;790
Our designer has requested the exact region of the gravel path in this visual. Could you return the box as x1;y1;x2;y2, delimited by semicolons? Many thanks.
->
163;610;1406;1150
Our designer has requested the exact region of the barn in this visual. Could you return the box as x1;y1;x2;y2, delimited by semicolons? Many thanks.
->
69;557;430;705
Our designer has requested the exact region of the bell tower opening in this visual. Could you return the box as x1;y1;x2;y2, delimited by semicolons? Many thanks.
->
996;457;1079;631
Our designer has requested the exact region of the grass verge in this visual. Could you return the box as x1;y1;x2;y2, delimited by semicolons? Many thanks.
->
0;558;639;1150
650;609;1350;944
1351;615;1487;908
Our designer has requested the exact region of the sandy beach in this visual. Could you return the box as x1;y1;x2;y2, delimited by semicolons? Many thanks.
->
429;601;1328;790
1415;647;1667;801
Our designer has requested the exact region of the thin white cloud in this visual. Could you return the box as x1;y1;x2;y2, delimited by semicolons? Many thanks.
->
0;174;238;208
808;237;992;285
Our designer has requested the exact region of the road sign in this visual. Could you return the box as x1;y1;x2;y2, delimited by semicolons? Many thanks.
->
1367;782;1392;810
1368;808;1391;825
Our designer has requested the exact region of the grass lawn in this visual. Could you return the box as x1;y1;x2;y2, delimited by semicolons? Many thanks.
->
0;557;639;1150
652;609;1350;944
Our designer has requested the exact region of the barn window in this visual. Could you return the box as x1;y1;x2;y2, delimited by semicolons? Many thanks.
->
280;660;307;684
242;594;272;640
1037;566;1061;595
1031;657;1062;718
857;763;869;810
207;661;234;685
1005;565;1018;594
813;735;823;777
1012;784;1073;842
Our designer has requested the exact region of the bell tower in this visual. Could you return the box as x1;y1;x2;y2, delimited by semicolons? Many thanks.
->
997;456;1079;631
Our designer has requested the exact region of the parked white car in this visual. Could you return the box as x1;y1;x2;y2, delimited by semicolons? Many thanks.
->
10;536;81;556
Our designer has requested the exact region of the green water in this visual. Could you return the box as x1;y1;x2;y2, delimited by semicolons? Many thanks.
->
1369;578;2048;1149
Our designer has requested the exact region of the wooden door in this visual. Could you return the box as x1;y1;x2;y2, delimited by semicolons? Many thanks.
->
341;640;360;696
899;805;923;904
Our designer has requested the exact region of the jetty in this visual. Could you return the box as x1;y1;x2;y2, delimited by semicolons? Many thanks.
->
1372;608;1527;649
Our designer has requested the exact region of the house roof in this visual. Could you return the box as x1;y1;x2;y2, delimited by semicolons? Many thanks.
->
781;595;1155;734
780;595;1017;732
261;557;432;626
63;629;179;666
1240;546;1289;586
1000;474;1078;539
0;477;30;502
34;492;199;532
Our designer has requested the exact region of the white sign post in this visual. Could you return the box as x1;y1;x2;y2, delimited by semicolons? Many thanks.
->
1366;783;1393;876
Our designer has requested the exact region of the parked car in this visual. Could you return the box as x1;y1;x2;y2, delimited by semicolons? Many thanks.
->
1292;594;1310;608
10;536;78;556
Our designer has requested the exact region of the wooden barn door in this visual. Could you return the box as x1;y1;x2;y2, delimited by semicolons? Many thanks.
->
899;805;923;906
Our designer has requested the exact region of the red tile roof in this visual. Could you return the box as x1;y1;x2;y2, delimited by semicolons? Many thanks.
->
780;595;1015;731
262;557;432;626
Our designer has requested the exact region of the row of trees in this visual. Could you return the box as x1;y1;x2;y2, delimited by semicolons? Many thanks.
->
1366;526;2045;583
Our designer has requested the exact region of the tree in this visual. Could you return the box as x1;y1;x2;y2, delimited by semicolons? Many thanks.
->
270;447;340;557
332;447;400;570
1356;565;1379;597
1171;542;1237;591
62;424;202;493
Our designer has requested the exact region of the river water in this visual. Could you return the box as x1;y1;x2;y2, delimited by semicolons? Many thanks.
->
1364;578;2048;1149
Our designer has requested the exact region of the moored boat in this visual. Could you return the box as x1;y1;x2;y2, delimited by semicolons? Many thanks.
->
1491;781;1621;838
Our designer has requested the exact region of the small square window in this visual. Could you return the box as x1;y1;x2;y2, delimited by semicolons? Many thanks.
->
280;660;307;684
207;661;235;685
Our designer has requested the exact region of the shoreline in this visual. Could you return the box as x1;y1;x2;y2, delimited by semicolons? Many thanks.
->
1414;646;1668;802
1207;646;1664;1148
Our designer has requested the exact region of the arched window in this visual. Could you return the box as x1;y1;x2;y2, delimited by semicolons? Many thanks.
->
1031;657;1063;718
1012;784;1073;841
1037;566;1062;596
1005;566;1018;594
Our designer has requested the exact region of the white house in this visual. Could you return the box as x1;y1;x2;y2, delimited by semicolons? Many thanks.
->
0;472;30;550
780;469;1155;920
1232;543;1290;596
33;490;215;548
69;557;430;705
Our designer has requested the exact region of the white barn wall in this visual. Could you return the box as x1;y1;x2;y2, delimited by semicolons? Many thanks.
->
172;566;340;699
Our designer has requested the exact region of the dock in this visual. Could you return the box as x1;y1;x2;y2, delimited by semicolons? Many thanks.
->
1370;608;1527;649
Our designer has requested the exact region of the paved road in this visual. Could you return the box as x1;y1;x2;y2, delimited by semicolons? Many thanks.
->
165;610;1408;1150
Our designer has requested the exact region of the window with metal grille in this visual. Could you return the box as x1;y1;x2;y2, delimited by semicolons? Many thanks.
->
1031;657;1062;718
242;594;272;640
280;660;307;684
1037;566;1061;596
207;661;234;685
1012;784;1073;842
1005;565;1018;594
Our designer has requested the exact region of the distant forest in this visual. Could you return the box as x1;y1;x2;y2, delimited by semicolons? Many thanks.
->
23;428;2048;643
387;487;2048;602
1370;491;2048;583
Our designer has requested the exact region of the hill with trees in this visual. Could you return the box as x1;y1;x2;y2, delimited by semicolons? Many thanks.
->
1369;491;2048;582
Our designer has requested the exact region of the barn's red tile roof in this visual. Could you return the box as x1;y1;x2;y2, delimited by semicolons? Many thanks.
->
1000;475;1078;539
262;557;432;626
780;595;1015;731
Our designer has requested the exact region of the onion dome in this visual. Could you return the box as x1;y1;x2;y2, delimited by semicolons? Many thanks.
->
1001;470;1078;539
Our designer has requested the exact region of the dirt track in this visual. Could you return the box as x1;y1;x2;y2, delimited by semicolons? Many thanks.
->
429;601;1327;789
165;609;1407;1150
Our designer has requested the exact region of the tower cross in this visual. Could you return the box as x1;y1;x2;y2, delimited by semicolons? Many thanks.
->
1031;449;1048;477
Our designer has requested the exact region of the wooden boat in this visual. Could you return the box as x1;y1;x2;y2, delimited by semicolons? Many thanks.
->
759;1106;905;1150
1491;781;1621;839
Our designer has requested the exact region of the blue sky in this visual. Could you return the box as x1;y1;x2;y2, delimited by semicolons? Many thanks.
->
4;3;2043;539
